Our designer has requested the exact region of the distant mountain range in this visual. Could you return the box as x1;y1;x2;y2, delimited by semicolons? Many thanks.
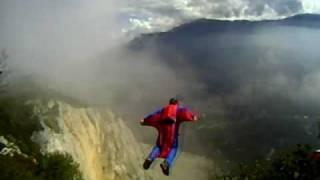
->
128;13;320;96
127;14;320;161
130;14;320;48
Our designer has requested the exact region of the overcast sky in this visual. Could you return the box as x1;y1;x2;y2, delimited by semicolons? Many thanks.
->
0;0;320;114
1;0;320;39
122;0;320;34
0;0;319;64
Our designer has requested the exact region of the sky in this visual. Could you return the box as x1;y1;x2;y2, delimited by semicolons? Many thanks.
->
121;0;320;34
1;0;320;42
0;0;203;106
1;0;320;158
0;0;320;105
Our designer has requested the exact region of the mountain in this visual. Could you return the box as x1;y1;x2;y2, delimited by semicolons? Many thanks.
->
128;13;320;96
127;13;320;162
1;13;320;180
130;14;320;48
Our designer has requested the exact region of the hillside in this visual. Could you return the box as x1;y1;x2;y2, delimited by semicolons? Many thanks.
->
126;13;320;163
31;99;214;180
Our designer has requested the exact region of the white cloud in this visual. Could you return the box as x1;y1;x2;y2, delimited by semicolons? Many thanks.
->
1;0;320;41
122;0;320;34
302;0;320;13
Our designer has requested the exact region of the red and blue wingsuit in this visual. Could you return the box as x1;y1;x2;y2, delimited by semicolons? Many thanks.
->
140;98;198;176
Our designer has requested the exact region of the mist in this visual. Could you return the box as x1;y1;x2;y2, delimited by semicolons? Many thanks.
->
130;18;320;163
0;0;203;113
0;1;207;158
0;0;122;90
2;0;320;171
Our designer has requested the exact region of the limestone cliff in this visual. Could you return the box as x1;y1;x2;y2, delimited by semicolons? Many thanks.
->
31;100;213;180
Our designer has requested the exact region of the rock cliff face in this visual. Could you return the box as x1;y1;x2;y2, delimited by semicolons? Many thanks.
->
31;100;214;180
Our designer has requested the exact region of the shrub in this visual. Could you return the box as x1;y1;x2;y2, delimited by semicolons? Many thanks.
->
216;144;320;180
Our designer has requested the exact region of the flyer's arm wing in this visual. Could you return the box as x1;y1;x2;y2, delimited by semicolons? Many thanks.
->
141;109;163;127
178;107;197;123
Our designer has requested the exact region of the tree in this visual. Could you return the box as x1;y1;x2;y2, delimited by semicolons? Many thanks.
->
216;144;320;180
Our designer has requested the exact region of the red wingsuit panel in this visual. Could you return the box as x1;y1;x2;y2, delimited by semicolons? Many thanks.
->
161;104;178;122
177;108;195;122
311;151;320;161
142;106;196;158
142;110;162;127
157;123;177;158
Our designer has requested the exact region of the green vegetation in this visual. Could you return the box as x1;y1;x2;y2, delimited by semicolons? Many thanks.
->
0;95;42;155
197;94;320;164
0;152;83;180
0;96;84;180
215;144;320;180
0;51;84;180
198;95;320;179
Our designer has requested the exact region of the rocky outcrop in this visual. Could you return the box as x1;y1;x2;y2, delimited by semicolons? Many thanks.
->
31;100;214;180
0;136;25;157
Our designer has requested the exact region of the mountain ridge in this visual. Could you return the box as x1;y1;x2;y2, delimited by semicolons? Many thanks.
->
129;13;320;49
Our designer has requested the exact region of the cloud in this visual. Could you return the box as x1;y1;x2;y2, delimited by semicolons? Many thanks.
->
122;0;320;34
302;0;320;13
0;0;128;79
1;0;319;37
0;0;202;112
